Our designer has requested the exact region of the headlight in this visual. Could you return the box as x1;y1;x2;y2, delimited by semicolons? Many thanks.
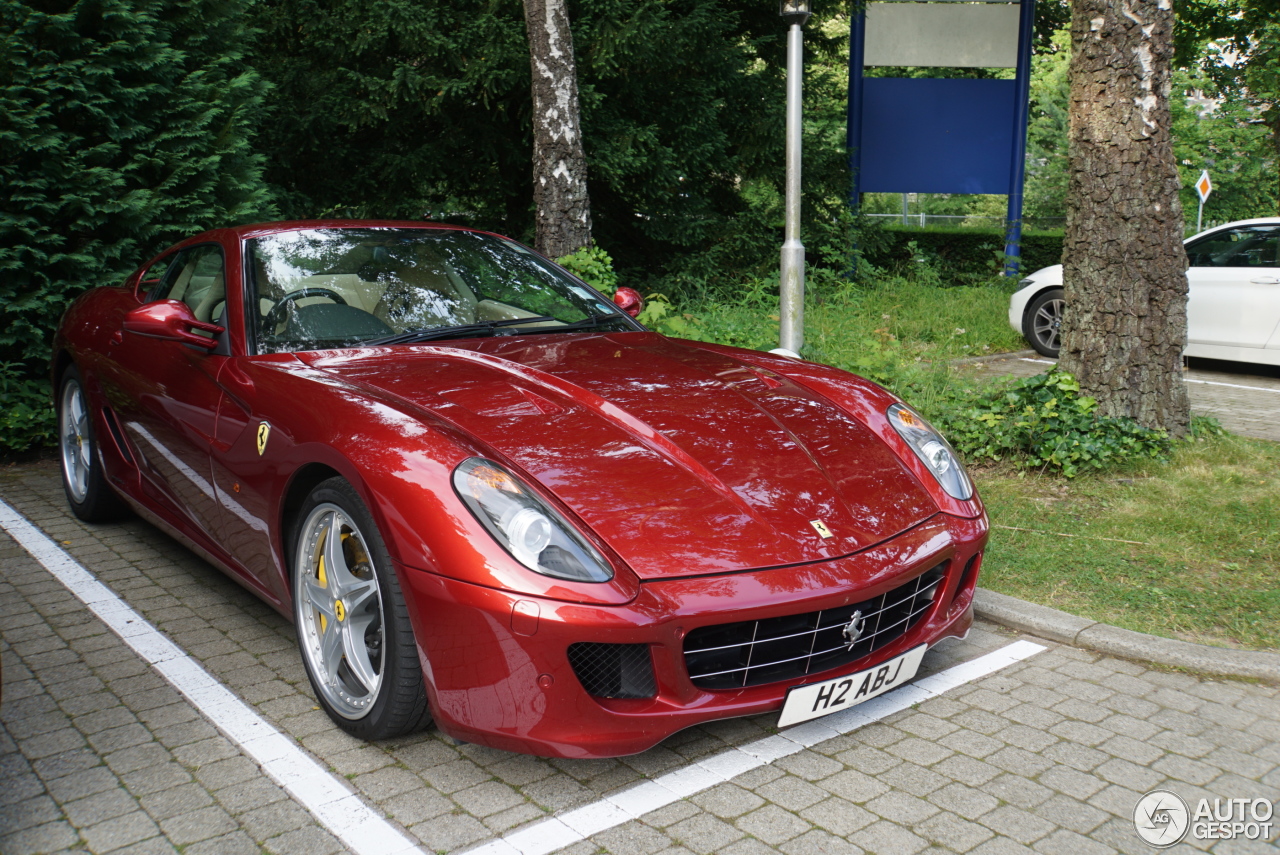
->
453;458;613;583
887;403;974;501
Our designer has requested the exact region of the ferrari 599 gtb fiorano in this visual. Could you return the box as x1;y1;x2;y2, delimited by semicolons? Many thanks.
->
53;221;986;758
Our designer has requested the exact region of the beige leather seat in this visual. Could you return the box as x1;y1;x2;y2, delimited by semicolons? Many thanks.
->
190;272;226;323
374;266;478;330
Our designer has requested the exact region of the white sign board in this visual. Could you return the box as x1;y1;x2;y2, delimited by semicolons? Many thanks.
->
864;3;1021;69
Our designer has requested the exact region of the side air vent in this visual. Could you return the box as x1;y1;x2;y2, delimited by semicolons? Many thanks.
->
567;643;657;699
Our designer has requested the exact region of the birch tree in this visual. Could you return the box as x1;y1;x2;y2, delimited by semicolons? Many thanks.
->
1058;0;1191;436
523;0;592;258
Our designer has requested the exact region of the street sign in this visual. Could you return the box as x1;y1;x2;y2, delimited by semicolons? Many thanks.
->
1195;170;1212;203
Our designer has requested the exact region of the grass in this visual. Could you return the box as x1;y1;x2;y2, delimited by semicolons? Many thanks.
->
665;276;1279;652
673;278;1025;365
662;278;1023;416
976;434;1280;652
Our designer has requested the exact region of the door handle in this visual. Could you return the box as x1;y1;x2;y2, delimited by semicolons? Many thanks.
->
1249;276;1280;284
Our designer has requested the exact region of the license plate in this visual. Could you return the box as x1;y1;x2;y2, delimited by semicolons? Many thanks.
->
777;644;928;728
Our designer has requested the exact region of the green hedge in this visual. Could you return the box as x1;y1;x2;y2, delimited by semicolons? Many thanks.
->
0;0;276;454
863;225;1064;283
0;0;274;368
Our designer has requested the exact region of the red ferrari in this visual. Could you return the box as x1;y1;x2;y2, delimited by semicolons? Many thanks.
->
53;221;986;758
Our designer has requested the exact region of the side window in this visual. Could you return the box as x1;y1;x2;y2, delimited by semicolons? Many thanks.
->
1186;227;1280;268
139;256;175;297
155;246;228;325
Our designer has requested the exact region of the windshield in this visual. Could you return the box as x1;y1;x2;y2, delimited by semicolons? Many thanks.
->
246;228;633;353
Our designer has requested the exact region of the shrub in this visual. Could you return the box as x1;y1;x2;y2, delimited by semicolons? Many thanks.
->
861;225;1064;283
937;369;1172;477
557;245;618;293
0;364;54;454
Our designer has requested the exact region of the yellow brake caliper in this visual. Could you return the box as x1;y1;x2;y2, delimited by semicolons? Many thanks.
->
316;527;330;632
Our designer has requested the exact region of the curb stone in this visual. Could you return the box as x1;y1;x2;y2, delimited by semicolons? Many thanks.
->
947;348;1041;367
975;587;1280;685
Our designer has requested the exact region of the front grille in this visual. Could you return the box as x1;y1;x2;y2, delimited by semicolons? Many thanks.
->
683;563;946;690
567;643;657;699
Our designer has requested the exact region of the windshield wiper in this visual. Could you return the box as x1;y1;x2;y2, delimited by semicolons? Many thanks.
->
514;314;629;335
363;316;560;346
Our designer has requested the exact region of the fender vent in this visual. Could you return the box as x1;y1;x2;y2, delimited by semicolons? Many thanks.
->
100;406;135;465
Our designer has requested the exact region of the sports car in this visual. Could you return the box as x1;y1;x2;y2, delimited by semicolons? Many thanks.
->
53;220;986;758
1010;217;1280;363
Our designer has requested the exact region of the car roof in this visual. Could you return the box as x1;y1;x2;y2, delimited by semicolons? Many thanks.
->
167;221;506;249
233;219;493;240
1187;217;1280;241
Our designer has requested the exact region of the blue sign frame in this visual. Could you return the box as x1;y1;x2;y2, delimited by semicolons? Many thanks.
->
847;0;1037;273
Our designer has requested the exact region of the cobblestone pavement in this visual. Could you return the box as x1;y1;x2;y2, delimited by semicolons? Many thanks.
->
962;355;1280;443
2;461;1278;855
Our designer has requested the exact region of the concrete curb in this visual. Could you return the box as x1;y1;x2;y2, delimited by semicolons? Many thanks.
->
948;349;1041;367
974;588;1280;685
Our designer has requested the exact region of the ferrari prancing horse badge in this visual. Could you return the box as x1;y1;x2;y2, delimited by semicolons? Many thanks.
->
256;422;271;456
810;519;833;539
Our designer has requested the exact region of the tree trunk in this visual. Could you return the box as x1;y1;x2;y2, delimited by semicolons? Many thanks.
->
523;0;592;259
1059;0;1190;437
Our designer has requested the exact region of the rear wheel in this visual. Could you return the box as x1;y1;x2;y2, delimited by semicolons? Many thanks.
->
1024;288;1064;357
292;477;431;739
58;367;127;521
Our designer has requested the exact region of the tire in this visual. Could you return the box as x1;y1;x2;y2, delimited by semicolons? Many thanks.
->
1024;288;1064;358
292;477;431;740
58;367;128;522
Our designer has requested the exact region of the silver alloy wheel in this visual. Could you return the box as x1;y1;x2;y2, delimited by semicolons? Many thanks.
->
60;379;92;504
1031;295;1064;352
295;503;385;719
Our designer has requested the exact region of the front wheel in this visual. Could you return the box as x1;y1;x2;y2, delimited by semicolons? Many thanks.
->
1024;288;1064;358
292;477;431;739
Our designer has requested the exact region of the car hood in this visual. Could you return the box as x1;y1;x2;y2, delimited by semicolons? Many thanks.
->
1026;263;1063;282
300;332;938;579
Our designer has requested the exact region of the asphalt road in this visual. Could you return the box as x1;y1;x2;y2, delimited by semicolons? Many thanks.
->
962;354;1280;443
2;463;1277;855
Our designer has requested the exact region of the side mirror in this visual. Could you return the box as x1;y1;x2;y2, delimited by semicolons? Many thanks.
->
123;300;223;350
613;287;643;319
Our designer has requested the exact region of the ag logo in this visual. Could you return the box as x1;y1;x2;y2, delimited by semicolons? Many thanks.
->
256;422;271;456
1133;790;1190;847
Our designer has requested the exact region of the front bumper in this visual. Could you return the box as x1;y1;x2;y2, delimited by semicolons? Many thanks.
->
1008;267;1063;339
398;514;986;758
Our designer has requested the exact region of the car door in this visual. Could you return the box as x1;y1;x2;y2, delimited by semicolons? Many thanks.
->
1185;224;1280;349
101;243;230;537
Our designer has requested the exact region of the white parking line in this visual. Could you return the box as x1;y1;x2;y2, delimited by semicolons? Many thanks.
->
463;639;1048;855
0;499;423;855
1020;358;1280;393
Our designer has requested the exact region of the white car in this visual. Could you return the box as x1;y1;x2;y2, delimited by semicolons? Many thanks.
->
1009;218;1280;366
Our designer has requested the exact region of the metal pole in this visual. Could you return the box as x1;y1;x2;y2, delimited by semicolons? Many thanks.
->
1003;0;1036;276
845;7;866;281
779;20;805;354
1197;197;1204;233
847;8;865;211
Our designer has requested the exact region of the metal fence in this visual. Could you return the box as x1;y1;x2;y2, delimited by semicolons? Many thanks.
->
864;213;1065;230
